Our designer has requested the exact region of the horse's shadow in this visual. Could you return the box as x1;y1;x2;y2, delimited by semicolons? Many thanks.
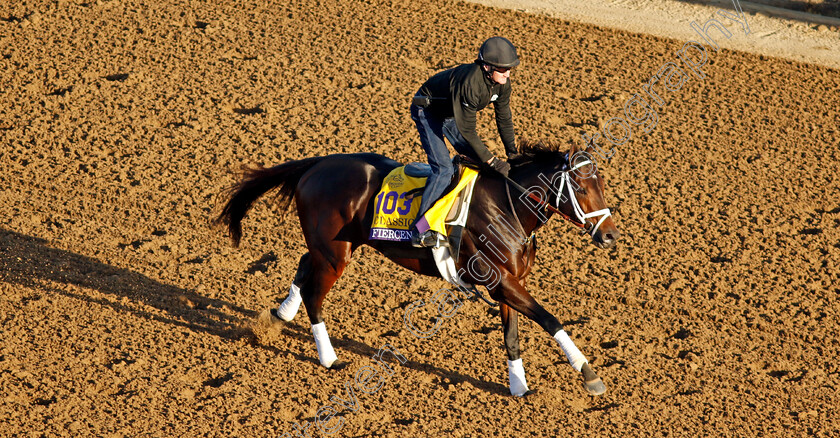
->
0;229;508;395
0;228;253;340
275;321;510;396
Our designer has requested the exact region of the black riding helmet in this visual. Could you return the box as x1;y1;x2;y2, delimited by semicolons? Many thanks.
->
477;37;520;68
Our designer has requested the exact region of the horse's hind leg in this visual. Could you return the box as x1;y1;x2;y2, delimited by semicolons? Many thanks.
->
300;243;353;368
274;253;312;321
267;249;346;368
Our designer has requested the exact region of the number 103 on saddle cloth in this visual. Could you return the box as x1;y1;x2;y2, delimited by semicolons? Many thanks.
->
369;165;479;242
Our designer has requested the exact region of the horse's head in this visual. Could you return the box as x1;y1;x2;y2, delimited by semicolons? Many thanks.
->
564;142;620;249
512;140;620;249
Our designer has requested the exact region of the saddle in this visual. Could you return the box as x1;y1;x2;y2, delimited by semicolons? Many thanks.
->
369;156;481;258
403;155;478;216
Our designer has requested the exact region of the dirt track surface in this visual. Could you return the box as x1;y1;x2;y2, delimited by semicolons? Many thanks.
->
1;0;839;436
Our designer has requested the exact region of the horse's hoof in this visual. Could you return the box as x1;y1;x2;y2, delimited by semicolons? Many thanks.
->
326;361;349;371
510;387;529;397
581;363;607;396
257;308;284;327
321;358;351;369
583;377;607;396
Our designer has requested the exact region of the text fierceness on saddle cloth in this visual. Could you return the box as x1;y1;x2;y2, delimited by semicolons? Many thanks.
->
369;167;426;242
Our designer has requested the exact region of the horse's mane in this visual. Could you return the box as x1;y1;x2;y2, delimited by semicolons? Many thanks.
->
510;139;572;167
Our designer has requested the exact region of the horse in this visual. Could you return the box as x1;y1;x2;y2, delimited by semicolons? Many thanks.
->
215;139;620;396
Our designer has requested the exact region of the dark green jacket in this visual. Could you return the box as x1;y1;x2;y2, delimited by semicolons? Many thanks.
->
418;62;516;163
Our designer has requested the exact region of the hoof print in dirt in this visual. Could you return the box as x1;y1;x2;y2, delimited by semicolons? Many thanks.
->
600;340;619;349
103;73;129;82
203;373;234;388
233;106;264;115
46;86;73;96
672;328;691;340
585;402;619;413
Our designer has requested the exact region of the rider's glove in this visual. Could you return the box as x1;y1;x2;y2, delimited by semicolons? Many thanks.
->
486;156;511;178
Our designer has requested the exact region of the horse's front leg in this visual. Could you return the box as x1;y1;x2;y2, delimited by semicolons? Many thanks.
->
500;303;529;396
493;276;606;396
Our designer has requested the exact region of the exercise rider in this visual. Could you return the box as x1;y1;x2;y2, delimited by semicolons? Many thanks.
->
409;36;520;248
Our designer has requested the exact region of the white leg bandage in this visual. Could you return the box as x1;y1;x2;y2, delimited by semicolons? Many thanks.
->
276;283;302;321
554;330;588;372
311;322;337;368
507;358;529;397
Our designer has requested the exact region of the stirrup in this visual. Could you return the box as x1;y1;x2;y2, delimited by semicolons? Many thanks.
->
411;230;448;248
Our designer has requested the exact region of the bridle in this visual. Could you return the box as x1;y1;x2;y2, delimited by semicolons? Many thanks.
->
503;156;612;237
553;157;612;236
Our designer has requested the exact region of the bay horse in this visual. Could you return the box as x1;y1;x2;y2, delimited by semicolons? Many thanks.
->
216;140;619;396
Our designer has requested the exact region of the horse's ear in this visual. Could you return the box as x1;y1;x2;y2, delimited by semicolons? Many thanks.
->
568;141;577;158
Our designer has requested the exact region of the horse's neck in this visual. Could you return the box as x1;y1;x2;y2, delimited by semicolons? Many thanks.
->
511;163;568;234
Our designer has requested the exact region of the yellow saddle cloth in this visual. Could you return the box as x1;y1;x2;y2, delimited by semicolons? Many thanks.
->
369;165;479;242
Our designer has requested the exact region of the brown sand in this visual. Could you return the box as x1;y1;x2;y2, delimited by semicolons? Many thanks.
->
1;0;839;436
466;0;840;69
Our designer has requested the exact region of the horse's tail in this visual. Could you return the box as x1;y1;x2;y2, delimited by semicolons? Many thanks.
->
216;157;325;246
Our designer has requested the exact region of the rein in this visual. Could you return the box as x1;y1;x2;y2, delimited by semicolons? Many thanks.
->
503;175;588;231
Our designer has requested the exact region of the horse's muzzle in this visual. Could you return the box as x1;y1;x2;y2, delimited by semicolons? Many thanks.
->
593;229;619;249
